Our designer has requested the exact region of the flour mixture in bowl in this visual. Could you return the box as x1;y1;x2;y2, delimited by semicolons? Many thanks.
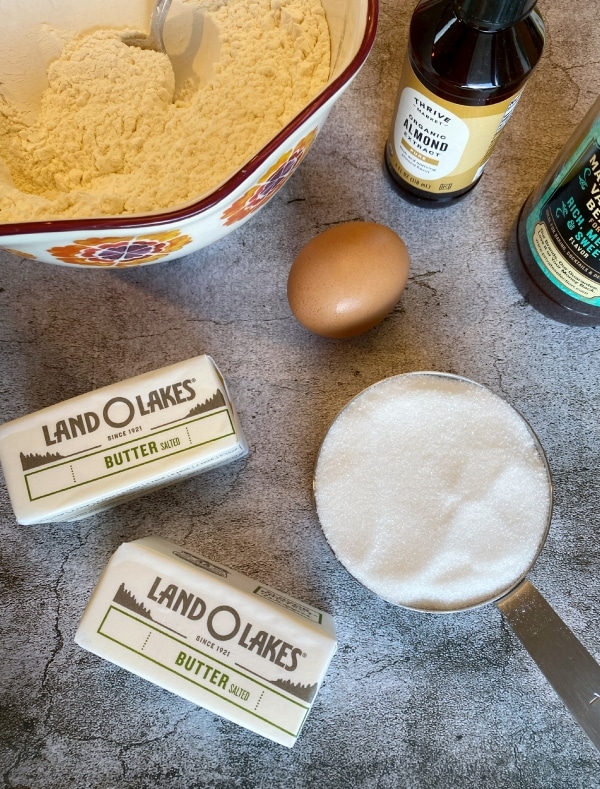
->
0;0;330;222
314;372;553;612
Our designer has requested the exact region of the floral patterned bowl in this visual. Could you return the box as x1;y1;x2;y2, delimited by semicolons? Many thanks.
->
0;0;377;269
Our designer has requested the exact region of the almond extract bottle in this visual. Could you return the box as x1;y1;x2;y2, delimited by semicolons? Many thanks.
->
385;0;545;206
512;96;600;325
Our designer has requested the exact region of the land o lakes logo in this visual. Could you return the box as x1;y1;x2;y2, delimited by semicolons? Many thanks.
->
113;580;317;703
19;388;226;472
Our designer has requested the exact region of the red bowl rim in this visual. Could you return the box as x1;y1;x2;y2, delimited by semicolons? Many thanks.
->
0;0;379;239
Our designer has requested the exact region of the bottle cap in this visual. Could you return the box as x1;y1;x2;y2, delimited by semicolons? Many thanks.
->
457;0;538;29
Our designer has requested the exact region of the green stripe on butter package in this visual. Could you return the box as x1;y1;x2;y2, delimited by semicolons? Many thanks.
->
75;537;337;747
0;355;248;524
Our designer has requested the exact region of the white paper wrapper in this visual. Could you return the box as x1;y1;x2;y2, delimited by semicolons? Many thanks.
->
0;355;248;523
75;536;337;747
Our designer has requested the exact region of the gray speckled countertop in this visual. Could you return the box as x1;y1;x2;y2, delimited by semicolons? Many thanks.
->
1;1;600;787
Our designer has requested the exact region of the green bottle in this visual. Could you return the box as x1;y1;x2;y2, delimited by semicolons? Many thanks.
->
512;96;600;325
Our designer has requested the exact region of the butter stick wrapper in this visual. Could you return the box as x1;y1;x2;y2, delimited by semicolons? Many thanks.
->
0;355;248;524
75;536;337;747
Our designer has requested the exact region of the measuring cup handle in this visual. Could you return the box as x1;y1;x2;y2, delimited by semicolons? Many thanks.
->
497;579;600;752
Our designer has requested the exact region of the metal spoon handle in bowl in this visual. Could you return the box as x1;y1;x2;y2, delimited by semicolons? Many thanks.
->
497;579;600;751
123;0;173;54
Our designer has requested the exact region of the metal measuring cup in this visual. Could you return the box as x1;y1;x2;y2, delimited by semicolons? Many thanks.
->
313;372;600;750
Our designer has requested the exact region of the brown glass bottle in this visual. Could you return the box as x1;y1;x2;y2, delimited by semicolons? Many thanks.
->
508;96;600;325
385;0;545;207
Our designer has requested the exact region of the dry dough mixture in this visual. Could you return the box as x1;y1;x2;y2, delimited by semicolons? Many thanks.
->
0;0;330;222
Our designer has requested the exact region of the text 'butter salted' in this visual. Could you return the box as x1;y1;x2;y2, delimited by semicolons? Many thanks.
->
0;355;248;524
75;536;338;747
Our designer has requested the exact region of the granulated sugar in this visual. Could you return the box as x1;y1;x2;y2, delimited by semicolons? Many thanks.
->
314;373;552;612
0;0;330;222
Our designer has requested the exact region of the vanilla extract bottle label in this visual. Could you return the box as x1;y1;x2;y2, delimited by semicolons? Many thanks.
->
386;58;522;196
524;141;600;302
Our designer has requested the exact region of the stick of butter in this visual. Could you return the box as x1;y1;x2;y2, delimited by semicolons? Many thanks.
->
0;356;248;524
75;536;337;747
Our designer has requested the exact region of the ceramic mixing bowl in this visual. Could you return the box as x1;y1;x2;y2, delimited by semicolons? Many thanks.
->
0;0;377;268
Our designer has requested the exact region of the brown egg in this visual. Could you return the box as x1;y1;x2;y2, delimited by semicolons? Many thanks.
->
287;221;410;339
